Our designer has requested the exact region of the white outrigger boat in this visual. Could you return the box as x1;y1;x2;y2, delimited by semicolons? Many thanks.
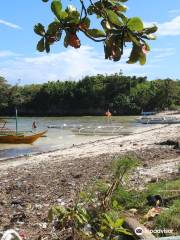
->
137;116;180;124
71;125;130;136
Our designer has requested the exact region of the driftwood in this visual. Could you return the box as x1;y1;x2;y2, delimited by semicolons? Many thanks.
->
124;216;156;240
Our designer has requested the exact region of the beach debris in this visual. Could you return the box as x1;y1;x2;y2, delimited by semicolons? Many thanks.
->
11;199;25;209
146;195;164;207
18;230;26;240
72;172;82;179
1;229;23;240
158;140;180;149
10;212;26;224
53;219;61;230
147;194;180;208
57;198;66;206
149;177;158;183
34;204;43;210
129;208;138;215
39;222;48;229
144;207;162;220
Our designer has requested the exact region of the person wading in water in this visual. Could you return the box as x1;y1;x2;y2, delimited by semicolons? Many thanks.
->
32;121;37;131
105;109;112;124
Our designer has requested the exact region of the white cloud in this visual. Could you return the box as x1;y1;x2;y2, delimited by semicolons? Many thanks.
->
158;16;180;36
0;46;151;84
145;16;180;36
152;48;176;59
0;50;20;58
0;19;22;29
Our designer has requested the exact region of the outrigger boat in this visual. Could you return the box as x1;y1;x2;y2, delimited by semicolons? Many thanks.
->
137;116;180;124
0;130;47;144
0;110;47;144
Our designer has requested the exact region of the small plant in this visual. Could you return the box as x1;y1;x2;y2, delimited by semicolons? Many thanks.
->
48;155;139;239
48;196;133;239
103;155;140;208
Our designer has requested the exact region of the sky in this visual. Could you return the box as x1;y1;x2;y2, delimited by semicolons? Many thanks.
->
0;0;180;85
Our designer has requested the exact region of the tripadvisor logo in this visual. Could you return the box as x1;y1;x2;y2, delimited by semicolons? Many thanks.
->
135;227;143;236
135;227;173;236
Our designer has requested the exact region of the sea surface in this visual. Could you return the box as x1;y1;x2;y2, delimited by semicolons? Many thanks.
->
0;116;142;160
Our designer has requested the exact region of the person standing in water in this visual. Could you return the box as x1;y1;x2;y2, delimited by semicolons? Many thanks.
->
32;121;37;131
105;109;112;123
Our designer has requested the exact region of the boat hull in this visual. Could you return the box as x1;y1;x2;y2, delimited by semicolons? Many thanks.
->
137;116;180;124
0;131;47;144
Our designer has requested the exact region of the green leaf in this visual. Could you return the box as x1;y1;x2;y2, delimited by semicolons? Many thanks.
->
103;213;114;227
115;4;128;12
51;0;68;20
106;10;122;27
37;38;45;52
48;208;54;222
116;228;132;235
144;42;151;51
101;20;112;32
68;10;80;24
47;21;61;34
147;34;156;40
128;44;146;65
139;52;146;65
97;232;104;237
114;218;124;228
81;17;90;29
64;32;69;47
60;11;68;20
45;41;50;53
127;44;140;64
87;29;106;38
127;31;141;46
113;47;121;62
42;0;49;2
127;17;144;32
51;0;62;15
55;206;67;216
34;23;45;36
112;200;118;208
118;13;128;24
75;213;84;224
143;25;158;34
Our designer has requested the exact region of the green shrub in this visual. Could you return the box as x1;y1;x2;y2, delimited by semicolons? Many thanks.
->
154;200;180;236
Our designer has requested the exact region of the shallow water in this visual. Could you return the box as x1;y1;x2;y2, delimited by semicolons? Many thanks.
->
0;116;141;160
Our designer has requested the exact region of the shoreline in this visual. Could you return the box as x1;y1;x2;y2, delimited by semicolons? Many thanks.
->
0;124;176;171
0;123;179;239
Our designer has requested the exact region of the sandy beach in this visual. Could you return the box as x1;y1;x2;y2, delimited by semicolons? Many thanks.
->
0;122;180;239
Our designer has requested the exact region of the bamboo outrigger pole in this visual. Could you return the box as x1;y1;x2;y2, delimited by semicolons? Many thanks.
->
15;108;18;135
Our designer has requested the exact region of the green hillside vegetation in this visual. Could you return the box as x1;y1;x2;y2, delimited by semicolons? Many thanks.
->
0;74;179;116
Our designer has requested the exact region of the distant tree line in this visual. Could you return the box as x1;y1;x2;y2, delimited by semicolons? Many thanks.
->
0;74;179;116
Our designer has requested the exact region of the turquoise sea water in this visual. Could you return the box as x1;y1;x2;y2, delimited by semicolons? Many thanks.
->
0;116;141;160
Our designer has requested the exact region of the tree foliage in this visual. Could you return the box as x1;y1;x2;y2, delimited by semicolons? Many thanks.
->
0;74;179;116
0;76;9;110
35;0;157;63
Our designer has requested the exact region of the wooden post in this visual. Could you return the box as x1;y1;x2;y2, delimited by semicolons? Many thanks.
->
15;108;18;135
